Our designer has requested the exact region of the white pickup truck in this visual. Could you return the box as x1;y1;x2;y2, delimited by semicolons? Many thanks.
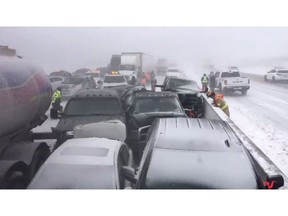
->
215;70;250;95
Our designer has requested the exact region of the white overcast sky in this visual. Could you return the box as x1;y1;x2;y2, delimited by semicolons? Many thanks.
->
1;27;288;73
1;0;288;74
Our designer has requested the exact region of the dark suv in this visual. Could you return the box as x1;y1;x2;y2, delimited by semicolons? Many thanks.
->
125;91;186;162
122;118;284;189
160;77;204;117
54;89;125;147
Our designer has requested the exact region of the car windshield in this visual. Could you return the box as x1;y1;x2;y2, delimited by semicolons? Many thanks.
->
86;73;100;78
134;97;182;113
65;98;122;115
168;69;179;73
168;79;198;90
62;77;83;85
104;76;126;83
221;72;240;77
119;65;135;71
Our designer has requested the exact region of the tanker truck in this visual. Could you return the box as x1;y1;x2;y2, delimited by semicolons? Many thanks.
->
0;46;53;189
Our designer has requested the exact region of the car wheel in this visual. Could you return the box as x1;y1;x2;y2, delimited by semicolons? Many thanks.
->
264;75;267;82
272;76;276;82
241;89;247;95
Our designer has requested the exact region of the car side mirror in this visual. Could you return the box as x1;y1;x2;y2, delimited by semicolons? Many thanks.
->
121;166;137;184
263;175;284;189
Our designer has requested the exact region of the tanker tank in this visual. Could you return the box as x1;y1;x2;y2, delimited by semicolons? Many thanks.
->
0;46;52;138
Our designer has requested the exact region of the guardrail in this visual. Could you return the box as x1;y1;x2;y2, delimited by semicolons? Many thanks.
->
202;93;288;189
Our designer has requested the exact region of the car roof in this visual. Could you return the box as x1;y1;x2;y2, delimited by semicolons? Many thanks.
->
154;118;242;151
135;91;177;98
28;138;124;189
71;89;120;98
143;118;257;189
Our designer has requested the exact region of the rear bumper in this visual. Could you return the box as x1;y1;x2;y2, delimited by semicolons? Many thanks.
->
224;86;250;91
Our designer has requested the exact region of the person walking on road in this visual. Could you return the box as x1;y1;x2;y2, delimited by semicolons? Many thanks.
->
206;90;230;117
201;73;209;91
50;87;63;119
209;71;216;92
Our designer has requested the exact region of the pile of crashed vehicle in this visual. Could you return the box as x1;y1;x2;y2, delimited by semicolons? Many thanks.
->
30;74;284;189
0;47;285;189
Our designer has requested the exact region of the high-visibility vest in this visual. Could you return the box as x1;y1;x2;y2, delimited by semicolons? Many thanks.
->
201;75;209;83
215;96;228;110
52;90;62;103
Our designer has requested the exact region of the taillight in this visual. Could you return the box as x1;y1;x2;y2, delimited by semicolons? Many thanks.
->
224;80;227;85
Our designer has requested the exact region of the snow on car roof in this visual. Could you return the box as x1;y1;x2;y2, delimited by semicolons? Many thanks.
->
154;118;242;152
47;137;123;166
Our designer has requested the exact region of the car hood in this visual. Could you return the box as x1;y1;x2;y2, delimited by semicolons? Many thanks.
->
55;115;125;132
131;112;186;127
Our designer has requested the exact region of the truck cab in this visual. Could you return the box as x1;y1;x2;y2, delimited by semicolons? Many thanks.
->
215;70;250;95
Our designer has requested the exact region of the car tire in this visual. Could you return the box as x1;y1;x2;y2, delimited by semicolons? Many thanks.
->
264;75;267;82
272;76;276;82
241;89;247;95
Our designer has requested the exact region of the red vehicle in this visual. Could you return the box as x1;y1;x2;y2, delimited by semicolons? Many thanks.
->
0;46;53;188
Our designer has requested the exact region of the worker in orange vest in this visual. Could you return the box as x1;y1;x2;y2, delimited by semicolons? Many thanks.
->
206;91;230;117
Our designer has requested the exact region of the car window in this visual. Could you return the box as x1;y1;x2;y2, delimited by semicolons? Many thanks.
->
167;79;198;90
168;69;179;72
50;77;63;82
133;97;182;113
119;65;135;71
65;98;122;116
221;72;240;77
104;76;126;83
277;70;288;74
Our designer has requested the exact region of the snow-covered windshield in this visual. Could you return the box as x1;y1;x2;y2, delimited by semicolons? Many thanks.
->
168;79;199;91
65;98;122;116
134;97;183;113
104;75;126;83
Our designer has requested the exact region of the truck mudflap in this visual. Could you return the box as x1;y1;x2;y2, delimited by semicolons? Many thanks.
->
0;160;29;189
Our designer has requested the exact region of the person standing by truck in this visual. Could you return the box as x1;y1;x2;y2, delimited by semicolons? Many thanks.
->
206;90;230;117
209;71;216;92
201;73;209;91
50;87;63;119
